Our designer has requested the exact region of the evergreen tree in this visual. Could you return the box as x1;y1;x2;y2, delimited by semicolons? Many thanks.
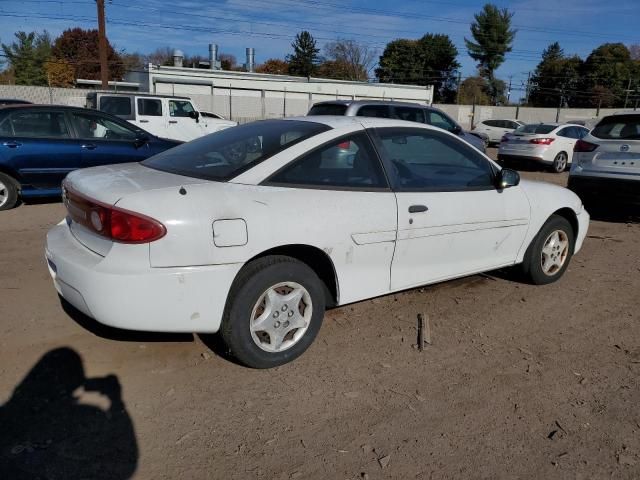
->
529;42;583;107
287;31;320;77
1;31;52;86
465;4;516;104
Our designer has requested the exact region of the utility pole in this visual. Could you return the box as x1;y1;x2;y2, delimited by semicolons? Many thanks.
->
96;0;109;89
623;78;632;109
456;72;462;104
507;75;513;104
524;71;531;106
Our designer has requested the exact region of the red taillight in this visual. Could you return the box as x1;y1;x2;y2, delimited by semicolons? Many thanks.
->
64;185;166;244
337;140;351;149
529;138;555;145
574;139;598;152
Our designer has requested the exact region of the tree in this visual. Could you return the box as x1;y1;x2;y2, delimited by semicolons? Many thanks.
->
287;31;320;77
1;31;52;86
219;53;237;70
322;39;374;81
121;51;146;71
465;4;516;104
376;34;459;102
44;59;74;87
255;58;289;75
580;43;636;107
457;76;491;105
51;28;124;81
144;46;174;66
528;42;583;107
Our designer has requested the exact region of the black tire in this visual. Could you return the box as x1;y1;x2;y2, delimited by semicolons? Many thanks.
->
0;172;19;211
220;255;326;368
521;215;575;285
551;152;568;173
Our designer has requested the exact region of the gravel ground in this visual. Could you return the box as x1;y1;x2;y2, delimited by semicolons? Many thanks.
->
1;152;639;479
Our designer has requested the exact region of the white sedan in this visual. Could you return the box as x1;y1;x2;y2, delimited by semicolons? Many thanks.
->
498;123;590;173
46;117;589;368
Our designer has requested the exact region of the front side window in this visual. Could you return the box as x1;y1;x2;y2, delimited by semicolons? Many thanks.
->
168;100;195;118
9;111;70;138
144;120;330;181
393;107;425;123
267;133;387;189
356;105;392;118
71;112;138;140
426;111;456;132
374;128;495;191
137;98;162;116
99;96;132;117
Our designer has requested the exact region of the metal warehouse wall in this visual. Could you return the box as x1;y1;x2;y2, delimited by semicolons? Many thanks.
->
0;85;629;128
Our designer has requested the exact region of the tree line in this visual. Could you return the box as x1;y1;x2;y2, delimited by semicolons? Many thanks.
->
1;2;639;108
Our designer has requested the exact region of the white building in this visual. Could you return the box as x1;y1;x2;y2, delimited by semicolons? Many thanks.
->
124;58;433;122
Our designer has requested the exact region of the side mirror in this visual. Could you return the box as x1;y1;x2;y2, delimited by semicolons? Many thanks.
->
451;124;462;135
133;134;149;148
497;168;520;189
189;110;200;122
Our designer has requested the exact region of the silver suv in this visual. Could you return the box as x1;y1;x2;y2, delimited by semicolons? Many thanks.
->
308;100;486;152
568;112;640;206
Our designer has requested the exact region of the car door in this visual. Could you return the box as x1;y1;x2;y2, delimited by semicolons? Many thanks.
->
67;110;152;168
167;99;203;141
555;127;580;159
371;127;530;291
264;132;398;303
135;97;166;138
1;109;81;190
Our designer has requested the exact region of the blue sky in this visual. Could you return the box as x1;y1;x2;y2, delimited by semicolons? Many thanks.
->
0;0;638;100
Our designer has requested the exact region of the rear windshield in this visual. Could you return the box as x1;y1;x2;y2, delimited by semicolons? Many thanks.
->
308;104;348;116
515;124;556;134
592;115;640;140
143;120;331;181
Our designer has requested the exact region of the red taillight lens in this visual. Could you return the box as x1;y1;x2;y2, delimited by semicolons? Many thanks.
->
337;140;351;149
574;139;598;152
63;185;166;243
529;138;555;145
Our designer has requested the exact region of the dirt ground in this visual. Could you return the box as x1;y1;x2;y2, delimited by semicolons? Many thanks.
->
1;151;640;479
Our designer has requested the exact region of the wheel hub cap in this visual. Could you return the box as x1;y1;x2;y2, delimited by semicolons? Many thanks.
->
541;230;569;276
249;282;312;353
0;180;8;208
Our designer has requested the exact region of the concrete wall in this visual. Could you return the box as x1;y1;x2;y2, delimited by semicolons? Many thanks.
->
1;85;631;128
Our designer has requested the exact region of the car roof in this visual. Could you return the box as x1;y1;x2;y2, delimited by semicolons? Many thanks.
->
312;99;430;108
88;91;192;100
0;104;112;113
283;115;443;131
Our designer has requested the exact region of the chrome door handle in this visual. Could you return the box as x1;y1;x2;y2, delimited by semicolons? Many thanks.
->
3;141;21;148
408;205;428;213
168;120;178;124
139;119;149;123
81;144;97;150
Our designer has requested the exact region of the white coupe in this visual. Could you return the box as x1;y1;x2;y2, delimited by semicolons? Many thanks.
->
46;117;590;368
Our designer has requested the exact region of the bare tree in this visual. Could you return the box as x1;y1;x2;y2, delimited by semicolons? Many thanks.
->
323;39;376;81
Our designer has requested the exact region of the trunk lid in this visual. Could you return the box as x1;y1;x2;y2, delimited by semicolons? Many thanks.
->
64;162;209;256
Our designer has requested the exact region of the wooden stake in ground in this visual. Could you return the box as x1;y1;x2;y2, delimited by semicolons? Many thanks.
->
417;313;432;351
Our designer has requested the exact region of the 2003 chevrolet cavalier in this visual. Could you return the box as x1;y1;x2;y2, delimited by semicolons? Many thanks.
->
46;117;589;368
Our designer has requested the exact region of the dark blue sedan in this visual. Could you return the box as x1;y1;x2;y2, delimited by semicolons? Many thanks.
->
0;105;181;210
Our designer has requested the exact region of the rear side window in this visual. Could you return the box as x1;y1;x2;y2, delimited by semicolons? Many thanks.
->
426;111;456;131
356;105;392;118
592;115;640;140
267;133;387;190
99;96;133;118
393;107;425;123
137;98;163;116
515;124;556;135
9;111;70;138
143;120;331;181
308;104;348;116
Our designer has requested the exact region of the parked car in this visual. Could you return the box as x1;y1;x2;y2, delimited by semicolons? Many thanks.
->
498;123;590;173
46;116;589;368
87;92;236;142
0;104;181;210
472;118;525;145
0;99;32;107
308;100;487;152
568;112;640;206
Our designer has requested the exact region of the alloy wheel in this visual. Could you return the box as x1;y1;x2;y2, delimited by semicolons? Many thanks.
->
541;229;569;276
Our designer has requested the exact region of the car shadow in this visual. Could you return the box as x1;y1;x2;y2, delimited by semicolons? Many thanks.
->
0;347;138;479
584;204;640;224
60;297;194;343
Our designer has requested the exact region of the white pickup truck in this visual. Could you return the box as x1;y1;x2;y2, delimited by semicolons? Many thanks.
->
87;92;236;142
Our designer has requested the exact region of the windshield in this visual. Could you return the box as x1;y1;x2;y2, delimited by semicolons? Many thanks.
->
143;120;331;181
515;124;556;135
592;115;640;140
308;104;348;116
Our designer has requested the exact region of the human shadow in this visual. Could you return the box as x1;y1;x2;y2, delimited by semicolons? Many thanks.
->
0;347;138;480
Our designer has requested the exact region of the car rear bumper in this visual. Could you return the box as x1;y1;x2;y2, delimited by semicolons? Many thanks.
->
45;221;242;333
568;175;640;206
498;153;552;165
